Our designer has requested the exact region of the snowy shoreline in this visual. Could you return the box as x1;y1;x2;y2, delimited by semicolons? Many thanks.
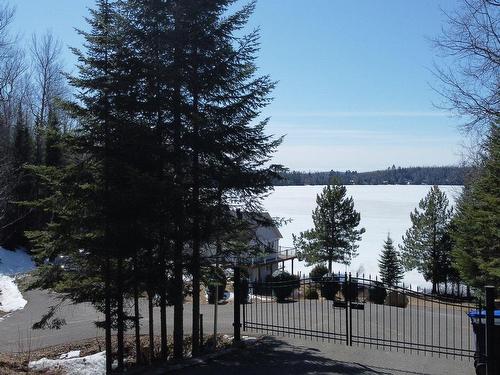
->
263;185;462;288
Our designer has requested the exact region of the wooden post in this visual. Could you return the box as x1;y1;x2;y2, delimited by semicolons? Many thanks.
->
291;258;294;275
485;286;496;375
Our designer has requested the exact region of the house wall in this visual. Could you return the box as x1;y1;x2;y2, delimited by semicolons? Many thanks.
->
248;262;282;283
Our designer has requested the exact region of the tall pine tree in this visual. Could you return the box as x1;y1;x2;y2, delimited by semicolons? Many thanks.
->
452;124;500;290
399;185;453;294
293;180;365;272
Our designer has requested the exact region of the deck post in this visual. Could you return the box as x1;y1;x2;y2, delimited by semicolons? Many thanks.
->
291;258;294;275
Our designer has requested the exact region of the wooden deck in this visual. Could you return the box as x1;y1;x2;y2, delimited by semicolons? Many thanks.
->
247;246;297;266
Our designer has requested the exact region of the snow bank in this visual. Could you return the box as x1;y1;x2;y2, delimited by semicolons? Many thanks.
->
0;247;35;317
29;351;106;375
0;275;27;313
0;247;36;276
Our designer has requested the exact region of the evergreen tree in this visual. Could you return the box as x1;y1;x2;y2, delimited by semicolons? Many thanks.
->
378;234;404;286
44;109;63;167
452;124;500;290
399;185;453;294
1;110;35;249
293;181;365;272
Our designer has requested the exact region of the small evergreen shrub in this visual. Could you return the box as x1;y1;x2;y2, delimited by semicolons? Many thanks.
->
309;264;329;282
341;280;359;301
204;267;227;304
304;285;319;299
271;270;300;302
385;290;409;308
320;273;341;300
367;282;387;304
240;277;249;304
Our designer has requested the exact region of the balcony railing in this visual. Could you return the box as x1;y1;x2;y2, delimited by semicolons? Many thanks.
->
248;246;297;265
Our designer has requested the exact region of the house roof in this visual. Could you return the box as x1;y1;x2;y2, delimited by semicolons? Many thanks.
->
246;211;283;243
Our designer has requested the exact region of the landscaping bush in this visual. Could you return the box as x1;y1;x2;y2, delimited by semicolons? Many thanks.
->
309;264;329;282
367;282;387;305
341;280;359;301
385;290;409;308
271;270;300;302
204;267;227;304
304;285;319;299
320;273;341;300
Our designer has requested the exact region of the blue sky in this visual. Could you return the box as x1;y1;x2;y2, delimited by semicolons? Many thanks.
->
11;0;465;172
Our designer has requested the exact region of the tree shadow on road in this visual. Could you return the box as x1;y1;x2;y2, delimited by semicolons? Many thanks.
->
173;336;435;375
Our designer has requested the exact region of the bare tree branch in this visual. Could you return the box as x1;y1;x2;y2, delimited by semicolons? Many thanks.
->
432;0;500;134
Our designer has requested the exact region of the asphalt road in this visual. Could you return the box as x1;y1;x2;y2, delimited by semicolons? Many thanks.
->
0;289;476;372
0;289;236;353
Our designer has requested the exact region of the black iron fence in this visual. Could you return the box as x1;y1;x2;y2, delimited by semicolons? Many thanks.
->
242;273;478;360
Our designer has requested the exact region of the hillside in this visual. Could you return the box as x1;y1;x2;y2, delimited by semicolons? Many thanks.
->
274;166;468;186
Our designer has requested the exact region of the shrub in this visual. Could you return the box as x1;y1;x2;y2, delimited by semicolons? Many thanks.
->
204;267;227;304
341;280;359;301
304;285;319;299
240;277;249;304
367;282;387;305
385;290;409;308
271;270;300;302
309;264;329;282
320;273;341;300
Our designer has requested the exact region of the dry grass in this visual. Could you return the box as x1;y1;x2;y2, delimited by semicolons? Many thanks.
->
0;334;234;374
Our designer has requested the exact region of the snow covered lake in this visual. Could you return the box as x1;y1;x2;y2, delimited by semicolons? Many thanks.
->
263;185;462;288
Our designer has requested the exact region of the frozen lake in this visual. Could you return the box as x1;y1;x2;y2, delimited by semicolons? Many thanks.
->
263;185;462;288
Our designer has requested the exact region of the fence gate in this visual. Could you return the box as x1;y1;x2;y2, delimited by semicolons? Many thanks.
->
242;273;478;361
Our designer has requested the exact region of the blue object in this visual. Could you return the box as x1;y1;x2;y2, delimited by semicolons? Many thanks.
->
468;310;500;325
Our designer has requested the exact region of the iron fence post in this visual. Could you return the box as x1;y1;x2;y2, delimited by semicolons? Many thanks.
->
485;286;496;375
349;272;353;346
233;265;241;342
345;272;350;346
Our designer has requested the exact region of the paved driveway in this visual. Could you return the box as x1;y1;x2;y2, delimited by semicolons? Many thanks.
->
0;289;235;353
172;336;475;375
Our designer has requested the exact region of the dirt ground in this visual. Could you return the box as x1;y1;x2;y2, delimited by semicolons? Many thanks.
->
0;334;232;375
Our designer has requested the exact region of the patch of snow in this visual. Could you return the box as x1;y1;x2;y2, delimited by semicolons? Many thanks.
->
0;275;27;314
263;185;462;289
0;247;36;276
248;294;273;302
0;247;34;318
60;350;81;359
29;351;106;375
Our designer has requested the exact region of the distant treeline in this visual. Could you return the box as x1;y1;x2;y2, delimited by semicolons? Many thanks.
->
275;166;468;186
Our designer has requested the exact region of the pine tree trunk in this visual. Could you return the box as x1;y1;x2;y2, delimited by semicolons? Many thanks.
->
172;18;184;360
173;239;184;360
148;289;154;363
160;277;167;359
116;258;124;371
134;283;141;364
191;83;201;357
104;256;113;374
133;257;141;365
